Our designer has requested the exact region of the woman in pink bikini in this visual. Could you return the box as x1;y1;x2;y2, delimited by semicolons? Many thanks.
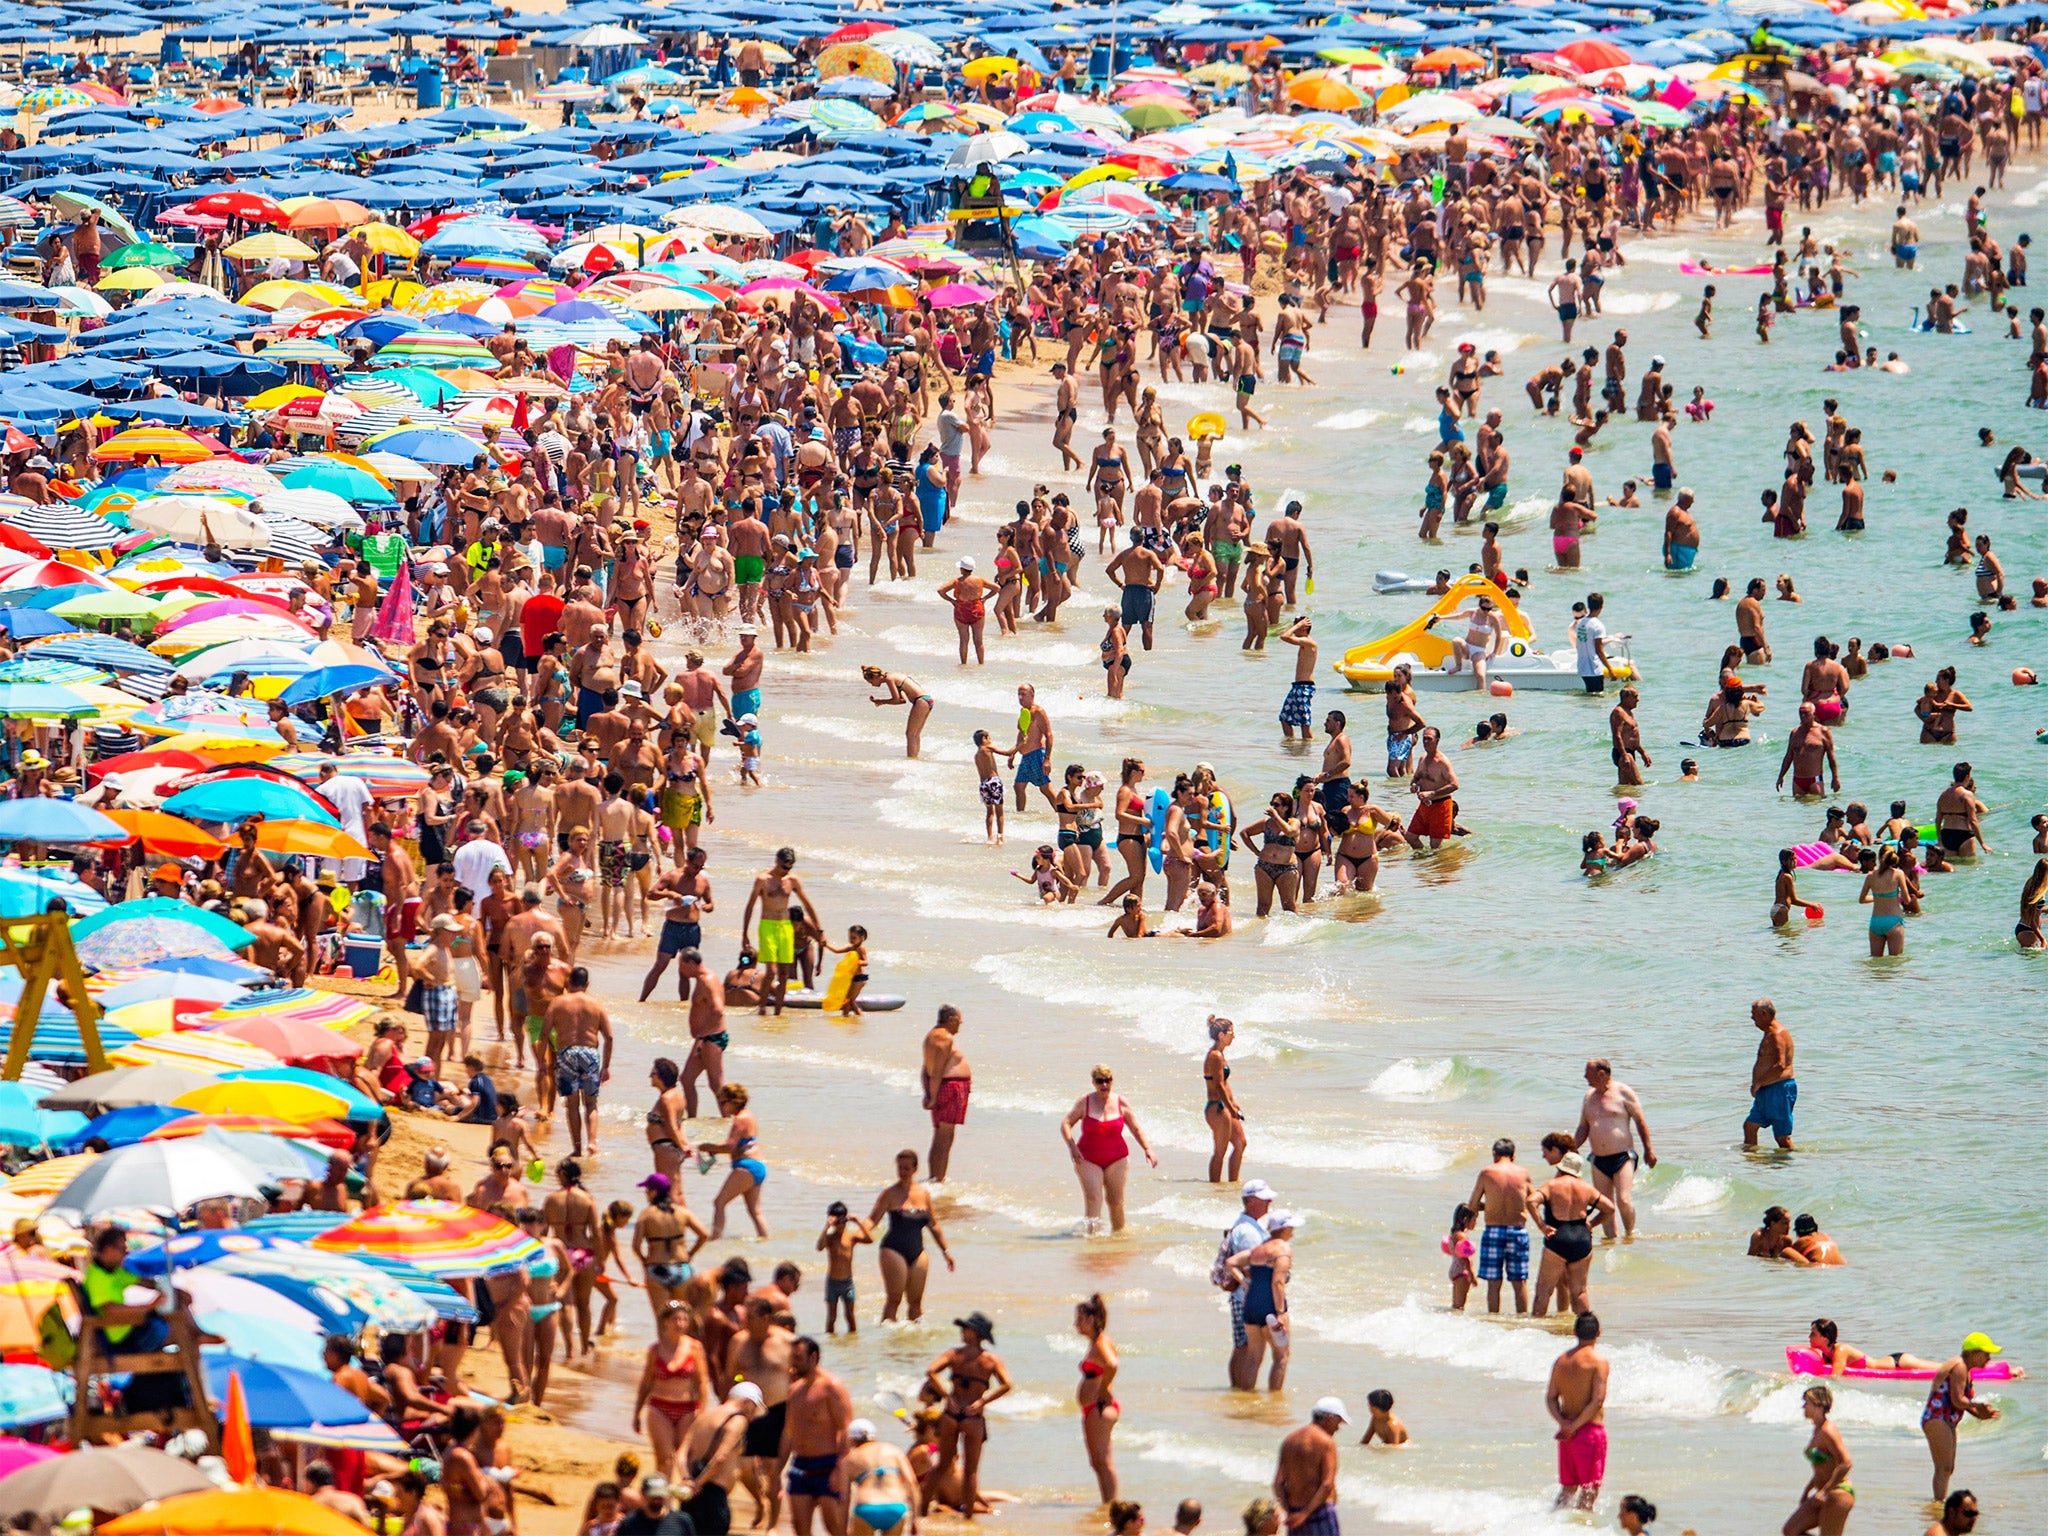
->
631;1300;713;1479
1059;1064;1159;1233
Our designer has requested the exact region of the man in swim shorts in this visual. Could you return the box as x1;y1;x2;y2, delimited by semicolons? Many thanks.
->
1547;1312;1610;1511
1007;682;1057;812
1574;1059;1656;1239
743;846;816;1018
1467;1138;1533;1313
1743;998;1796;1151
782;1335;853;1536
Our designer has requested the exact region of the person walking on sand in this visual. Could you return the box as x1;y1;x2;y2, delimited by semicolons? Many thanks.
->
1744;998;1797;1151
1547;1312;1610;1511
921;1004;970;1183
1272;1398;1343;1535
1573;1059;1656;1239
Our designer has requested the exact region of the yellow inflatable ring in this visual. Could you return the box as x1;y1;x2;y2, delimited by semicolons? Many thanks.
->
1187;412;1228;441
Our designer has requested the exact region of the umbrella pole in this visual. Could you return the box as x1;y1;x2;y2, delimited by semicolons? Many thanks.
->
988;167;1035;361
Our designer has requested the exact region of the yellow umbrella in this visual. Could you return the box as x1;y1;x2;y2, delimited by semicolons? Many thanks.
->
1189;61;1251;84
748;39;795;63
962;56;1019;80
247;384;326;411
97;266;165;292
171;1079;350;1123
224;232;318;261
153;731;288;761
4;1153;96;1198
101;1487;373;1536
239;278;355;311
100;999;190;1036
355;223;421;259
1064;164;1137;190
816;41;895;83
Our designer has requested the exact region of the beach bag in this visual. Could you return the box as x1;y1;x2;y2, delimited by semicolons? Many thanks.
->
1209;1228;1241;1292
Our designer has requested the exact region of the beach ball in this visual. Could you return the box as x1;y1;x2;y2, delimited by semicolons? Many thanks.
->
2015;668;2037;686
1489;680;1514;697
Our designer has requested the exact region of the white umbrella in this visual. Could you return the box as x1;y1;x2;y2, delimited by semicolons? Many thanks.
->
564;23;648;45
868;28;943;64
174;1268;325;1332
171;641;315;681
663;205;771;239
359;452;433;483
946;131;1031;170
45;1137;270;1219
128;495;273;549
260;487;363;532
38;1062;220;1112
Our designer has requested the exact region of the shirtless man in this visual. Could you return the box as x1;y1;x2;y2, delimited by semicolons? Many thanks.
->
1266;500;1313;607
782;1335;854;1536
1605;687;1649;787
1007;684;1056;814
641;850;713;1002
741;847;817;1016
724;627;765;725
1277;620;1318;742
1573;1060;1655;1239
922;1313;1011;1521
370;823;417;1003
1272;1399;1343;1535
546;966;613;1157
678;1382;764;1536
1466;1137;1534;1314
677;950;728;1118
1737;578;1771;664
1402;728;1459;850
240;898;305;980
1546;1313;1610;1510
1105;532;1168;652
1743;998;1796;1151
1775;703;1840;799
921;1004;970;1183
729;1296;796;1529
675;651;729;761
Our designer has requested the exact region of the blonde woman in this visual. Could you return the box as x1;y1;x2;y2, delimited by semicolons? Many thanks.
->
1202;1015;1247;1184
1785;1384;1854;1536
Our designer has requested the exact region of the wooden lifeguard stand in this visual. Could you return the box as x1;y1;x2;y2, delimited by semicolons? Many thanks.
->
0;913;105;1079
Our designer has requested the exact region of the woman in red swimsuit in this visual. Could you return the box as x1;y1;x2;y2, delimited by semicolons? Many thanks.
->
1075;1292;1121;1502
631;1301;712;1479
1060;1064;1159;1233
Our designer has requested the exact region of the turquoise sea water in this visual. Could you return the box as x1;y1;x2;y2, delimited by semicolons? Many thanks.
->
560;159;2048;1534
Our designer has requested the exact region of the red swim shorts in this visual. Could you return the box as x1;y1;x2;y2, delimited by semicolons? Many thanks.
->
1794;776;1823;796
388;897;421;944
931;1077;972;1126
1408;799;1454;842
1558;1421;1607;1491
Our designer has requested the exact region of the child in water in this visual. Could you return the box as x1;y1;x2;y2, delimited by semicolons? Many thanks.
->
1014;845;1078;904
819;925;871;1016
973;730;1006;846
1443;1203;1478;1309
1105;893;1151;939
1360;1389;1410;1447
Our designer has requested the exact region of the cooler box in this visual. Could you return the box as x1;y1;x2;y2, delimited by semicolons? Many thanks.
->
343;936;383;979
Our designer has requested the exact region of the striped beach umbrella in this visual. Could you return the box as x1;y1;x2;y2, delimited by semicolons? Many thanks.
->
159;462;287;497
311;1200;542;1279
271;753;429;799
398;282;494;318
258;338;350;366
204;987;375;1029
109;1031;278;1073
92;427;215;464
450;256;543;282
370;333;497;369
4;505;119;551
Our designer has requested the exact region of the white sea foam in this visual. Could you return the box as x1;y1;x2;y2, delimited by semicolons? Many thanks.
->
874;624;1101;670
1404;416;1440;435
1315;408;1388;431
1599;290;1682;315
1747;1382;1921;1432
1653;1174;1731;1214
1448;327;1534;357
1370;1056;1462;1102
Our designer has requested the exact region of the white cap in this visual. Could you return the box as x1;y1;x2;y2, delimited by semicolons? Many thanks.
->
1263;1210;1302;1234
847;1418;876;1444
729;1381;765;1406
1240;1178;1276;1202
1312;1396;1348;1423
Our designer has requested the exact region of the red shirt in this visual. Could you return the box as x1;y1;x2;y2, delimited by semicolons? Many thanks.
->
520;593;564;659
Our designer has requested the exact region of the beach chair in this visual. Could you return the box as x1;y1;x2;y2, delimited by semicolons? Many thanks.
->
64;1278;219;1451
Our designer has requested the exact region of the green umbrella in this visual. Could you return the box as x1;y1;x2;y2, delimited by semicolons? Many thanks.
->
104;242;185;270
51;589;161;623
1630;101;1689;128
46;191;137;248
1120;101;1194;130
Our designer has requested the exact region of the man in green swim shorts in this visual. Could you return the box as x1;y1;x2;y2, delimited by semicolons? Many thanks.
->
741;845;819;1018
520;932;570;1117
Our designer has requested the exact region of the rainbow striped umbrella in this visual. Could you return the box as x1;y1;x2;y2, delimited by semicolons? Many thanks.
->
450;256;543;282
498;278;575;306
271;752;431;798
199;988;377;1031
3;1153;97;1198
311;1200;542;1279
370;333;498;369
397;283;494;318
110;1033;281;1073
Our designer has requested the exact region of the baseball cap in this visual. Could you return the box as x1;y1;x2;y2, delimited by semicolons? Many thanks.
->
1312;1396;1349;1423
848;1419;875;1445
153;863;182;883
1240;1178;1277;1202
642;1476;670;1502
1263;1209;1302;1233
728;1381;765;1406
429;913;461;932
1962;1331;2002;1355
639;1173;672;1194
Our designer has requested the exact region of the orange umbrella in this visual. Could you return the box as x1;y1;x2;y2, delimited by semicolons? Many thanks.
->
222;1369;255;1483
285;199;373;231
1413;46;1486;68
145;1114;357;1151
92;427;216;464
251;819;370;861
100;808;227;860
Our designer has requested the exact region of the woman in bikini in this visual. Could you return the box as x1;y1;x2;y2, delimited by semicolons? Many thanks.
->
1180;534;1219;623
1097;758;1150;910
924;1315;1012;1519
1201;1014;1247;1184
633;1170;709;1319
936;558;992;667
632;1299;713;1480
705;1082;769;1240
1059;1064;1158;1234
1859;843;1910;957
860;665;934;760
645;1059;690;1187
1075;1293;1120;1502
1806;1318;1941;1375
1290;779;1329;903
516;1207;573;1407
548;829;595;960
1238;792;1301;918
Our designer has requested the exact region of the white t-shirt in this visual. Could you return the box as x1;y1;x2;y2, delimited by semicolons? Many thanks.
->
320;773;373;840
451;838;512;899
1573;615;1607;677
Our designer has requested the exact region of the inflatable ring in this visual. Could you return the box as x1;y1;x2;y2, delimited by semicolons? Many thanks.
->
1187;412;1228;442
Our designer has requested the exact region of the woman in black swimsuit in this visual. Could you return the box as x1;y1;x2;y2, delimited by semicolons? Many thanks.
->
866;1149;952;1322
1532;1140;1611;1318
1237;792;1301;917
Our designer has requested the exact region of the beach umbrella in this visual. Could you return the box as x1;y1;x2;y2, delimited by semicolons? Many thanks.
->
171;1078;352;1122
0;798;121;841
284;200;373;232
0;1442;213;1519
104;242;184;270
311;1199;541;1279
222;1067;380;1124
126;1230;304;1273
1286;75;1365;110
92;427;215;464
817;41;896;83
144;1114;352;1152
664;205;770;240
199;1355;373;1430
193;1312;327;1373
162;774;339;828
201;1015;358;1066
0;866;107;919
223;233;317;262
127;495;270;549
184;191;288;226
0;1442;55;1482
39;1063;219;1113
946;131;1031;170
6;504;119;551
357;425;485;465
216;1250;435;1333
72;895;255;951
100;1487;370;1536
174;1269;326;1334
44;1136;269;1219
63;1103;195;1149
98;808;227;860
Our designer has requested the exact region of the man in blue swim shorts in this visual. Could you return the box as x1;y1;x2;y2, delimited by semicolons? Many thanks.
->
1007;682;1057;812
1743;997;1797;1150
1468;1137;1533;1314
546;964;612;1158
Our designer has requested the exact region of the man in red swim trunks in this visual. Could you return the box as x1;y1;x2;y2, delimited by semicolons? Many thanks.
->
1775;703;1841;799
369;822;419;1002
1402;729;1460;850
1547;1311;1610;1510
922;1004;971;1182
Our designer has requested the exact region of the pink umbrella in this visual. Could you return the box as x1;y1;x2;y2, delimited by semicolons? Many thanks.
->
1554;38;1632;73
155;598;318;635
0;1438;58;1479
925;282;999;309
